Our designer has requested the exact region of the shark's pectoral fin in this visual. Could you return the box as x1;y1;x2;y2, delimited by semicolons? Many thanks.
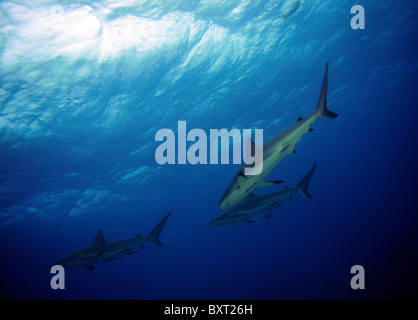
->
264;213;273;219
87;265;94;270
297;116;304;122
248;192;257;198
258;180;283;188
309;128;314;132
243;219;254;224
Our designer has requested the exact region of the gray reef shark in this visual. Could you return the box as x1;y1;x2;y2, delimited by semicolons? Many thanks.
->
212;164;316;226
282;0;301;25
218;62;337;210
57;212;172;270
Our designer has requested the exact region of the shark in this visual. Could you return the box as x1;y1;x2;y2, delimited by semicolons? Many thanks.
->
218;62;337;210
57;212;172;270
211;164;316;226
282;0;301;25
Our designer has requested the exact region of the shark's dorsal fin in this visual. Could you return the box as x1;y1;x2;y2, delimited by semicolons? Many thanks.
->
136;233;141;238
92;230;106;245
297;116;304;122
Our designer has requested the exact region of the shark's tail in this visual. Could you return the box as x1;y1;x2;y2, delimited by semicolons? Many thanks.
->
315;62;338;120
296;164;317;199
282;14;288;25
147;211;172;247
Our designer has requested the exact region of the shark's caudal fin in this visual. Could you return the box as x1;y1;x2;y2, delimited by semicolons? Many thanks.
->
296;163;317;199
147;211;172;247
315;63;338;120
283;15;288;25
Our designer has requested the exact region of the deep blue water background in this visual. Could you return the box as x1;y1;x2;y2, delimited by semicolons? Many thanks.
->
0;0;417;299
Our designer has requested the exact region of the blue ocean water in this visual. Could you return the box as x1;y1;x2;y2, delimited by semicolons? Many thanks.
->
0;0;417;299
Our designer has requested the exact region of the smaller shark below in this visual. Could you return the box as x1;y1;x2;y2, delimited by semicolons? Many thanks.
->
218;62;337;210
211;164;316;226
282;0;301;25
57;212;172;270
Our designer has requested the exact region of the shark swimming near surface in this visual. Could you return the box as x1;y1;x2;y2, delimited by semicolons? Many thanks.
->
211;164;316;226
282;0;301;25
57;212;172;270
218;63;337;210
